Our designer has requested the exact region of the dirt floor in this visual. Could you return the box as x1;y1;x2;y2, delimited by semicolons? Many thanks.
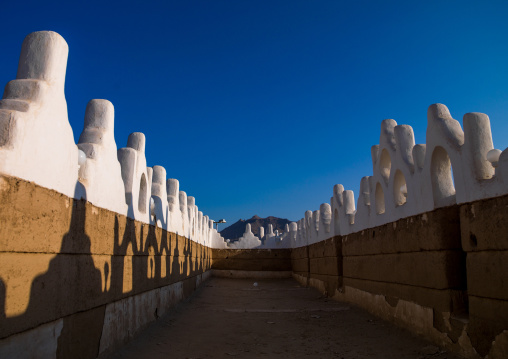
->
106;277;461;359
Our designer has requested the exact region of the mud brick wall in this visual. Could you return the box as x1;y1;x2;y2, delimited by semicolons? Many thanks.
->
460;195;508;357
342;206;467;316
212;248;291;272
290;246;309;281
293;206;467;317
0;175;212;358
308;236;342;295
292;198;508;358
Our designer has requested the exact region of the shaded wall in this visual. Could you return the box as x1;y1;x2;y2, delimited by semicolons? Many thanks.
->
0;175;212;358
460;195;508;358
292;199;508;359
212;248;291;277
2;173;507;359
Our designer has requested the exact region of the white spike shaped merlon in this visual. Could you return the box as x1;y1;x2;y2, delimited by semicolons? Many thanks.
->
77;99;127;214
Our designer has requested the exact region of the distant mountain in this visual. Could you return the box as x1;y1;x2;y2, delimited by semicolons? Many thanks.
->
219;215;292;241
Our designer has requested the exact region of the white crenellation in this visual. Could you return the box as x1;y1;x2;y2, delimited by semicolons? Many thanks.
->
197;211;203;245
77;99;128;214
166;178;182;234
203;215;209;247
0;31;79;199
150;165;168;228
2;32;508;250
265;223;275;243
0;31;229;249
319;203;332;239
179;191;189;236
293;103;508;248
117;132;151;223
259;221;297;249
187;196;196;240
229;223;261;249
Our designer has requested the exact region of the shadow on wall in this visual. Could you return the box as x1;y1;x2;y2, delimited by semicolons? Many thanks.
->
0;180;207;358
0;183;103;357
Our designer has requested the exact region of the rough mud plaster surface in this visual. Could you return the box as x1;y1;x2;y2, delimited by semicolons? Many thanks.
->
459;195;508;356
0;175;212;341
0;319;63;359
460;194;508;252
467;251;508;300
488;330;508;359
0;174;74;254
105;277;460;359
211;270;292;279
468;296;508;357
212;249;291;259
343;250;466;289
291;246;310;279
211;249;291;271
98;279;196;357
342;205;461;256
56;305;106;359
324;281;476;358
343;277;464;312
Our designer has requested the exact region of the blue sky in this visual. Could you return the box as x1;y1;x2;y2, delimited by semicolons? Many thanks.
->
1;1;508;223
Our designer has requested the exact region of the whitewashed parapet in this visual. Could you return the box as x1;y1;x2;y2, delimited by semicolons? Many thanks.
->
295;219;307;248
77;100;127;214
229;221;298;249
259;226;265;242
4;32;507;251
117;132;151;223
229;223;261;249
259;222;296;249
187;196;197;239
166;178;182;234
265;224;275;242
0;31;80;199
179;191;189;236
210;225;228;249
149;165;169;228
0;31;221;246
294;103;508;247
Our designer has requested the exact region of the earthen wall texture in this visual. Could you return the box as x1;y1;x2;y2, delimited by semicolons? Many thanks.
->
295;199;508;358
459;195;508;357
1;175;507;358
211;248;291;272
0;175;211;357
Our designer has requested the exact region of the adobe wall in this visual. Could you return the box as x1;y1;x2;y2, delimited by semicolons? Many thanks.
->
292;199;508;359
212;248;291;278
460;195;508;358
0;175;212;358
1;30;508;359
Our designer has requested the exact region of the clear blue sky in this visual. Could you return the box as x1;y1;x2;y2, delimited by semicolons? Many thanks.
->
1;1;508;223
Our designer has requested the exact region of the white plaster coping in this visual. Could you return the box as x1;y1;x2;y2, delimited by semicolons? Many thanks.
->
292;103;508;248
179;190;189;235
150;165;169;228
77;99;128;215
117;132;151;223
0;31;79;199
166;178;183;234
229;223;262;249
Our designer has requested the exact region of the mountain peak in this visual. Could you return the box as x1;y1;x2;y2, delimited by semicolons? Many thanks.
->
251;215;261;219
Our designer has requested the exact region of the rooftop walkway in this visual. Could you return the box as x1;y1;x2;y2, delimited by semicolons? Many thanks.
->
105;277;460;359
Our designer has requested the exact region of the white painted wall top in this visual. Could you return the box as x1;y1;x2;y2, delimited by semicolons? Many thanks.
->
1;32;507;250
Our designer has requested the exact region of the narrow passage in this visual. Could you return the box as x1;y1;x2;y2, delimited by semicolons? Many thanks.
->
106;277;459;359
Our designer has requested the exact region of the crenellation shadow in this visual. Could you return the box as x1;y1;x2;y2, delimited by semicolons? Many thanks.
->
0;182;105;358
0;180;206;357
